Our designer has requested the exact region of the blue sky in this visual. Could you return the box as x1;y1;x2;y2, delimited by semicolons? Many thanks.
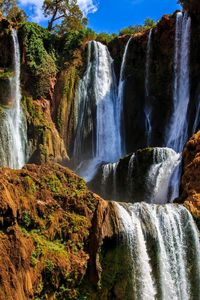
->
89;0;181;33
18;0;181;33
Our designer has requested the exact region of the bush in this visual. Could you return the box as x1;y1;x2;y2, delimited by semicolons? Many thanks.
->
20;22;57;98
96;32;117;44
119;18;156;36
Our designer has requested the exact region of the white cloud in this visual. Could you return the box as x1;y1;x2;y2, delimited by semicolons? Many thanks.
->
78;0;98;15
19;0;44;22
19;0;98;23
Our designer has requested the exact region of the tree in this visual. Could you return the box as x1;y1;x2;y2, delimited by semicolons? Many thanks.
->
144;18;156;28
119;25;143;36
0;0;27;23
43;0;87;32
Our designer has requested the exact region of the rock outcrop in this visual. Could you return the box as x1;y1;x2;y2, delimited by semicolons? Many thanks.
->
179;0;200;14
89;147;180;204
23;96;68;164
181;130;200;221
52;48;85;154
0;163;123;299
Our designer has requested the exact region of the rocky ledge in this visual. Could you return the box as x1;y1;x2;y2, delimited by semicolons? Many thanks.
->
181;130;200;223
0;163;120;300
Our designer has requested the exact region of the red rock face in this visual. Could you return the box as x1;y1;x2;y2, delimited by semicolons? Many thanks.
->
23;97;69;165
0;163;122;299
179;0;200;14
181;130;200;219
0;163;98;299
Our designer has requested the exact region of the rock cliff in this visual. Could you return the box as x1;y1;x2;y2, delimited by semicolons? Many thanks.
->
0;163;122;299
181;130;200;222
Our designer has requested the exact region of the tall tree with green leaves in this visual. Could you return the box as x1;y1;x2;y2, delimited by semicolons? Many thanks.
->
0;0;26;23
43;0;88;32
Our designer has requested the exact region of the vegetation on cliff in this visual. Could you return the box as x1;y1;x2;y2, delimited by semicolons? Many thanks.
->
22;96;68;164
0;163;100;299
0;0;200;299
119;18;157;36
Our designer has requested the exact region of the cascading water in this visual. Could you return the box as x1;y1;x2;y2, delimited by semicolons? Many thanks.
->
0;29;26;169
99;147;181;203
117;37;132;155
145;148;181;203
101;162;118;198
74;38;135;182
116;202;200;300
192;94;200;134
165;12;191;153
145;29;153;146
74;41;122;181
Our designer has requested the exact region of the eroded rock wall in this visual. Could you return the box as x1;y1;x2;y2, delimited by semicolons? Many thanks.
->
181;130;200;222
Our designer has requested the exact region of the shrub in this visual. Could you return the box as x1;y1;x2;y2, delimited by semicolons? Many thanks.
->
20;22;57;98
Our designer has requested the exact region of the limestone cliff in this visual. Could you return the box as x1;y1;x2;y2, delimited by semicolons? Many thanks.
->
0;163;123;299
22;96;68;164
181;130;200;221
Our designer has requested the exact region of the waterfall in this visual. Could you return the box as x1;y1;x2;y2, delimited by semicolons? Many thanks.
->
117;37;132;155
116;202;200;300
127;148;181;203
146;148;181;203
98;147;181;203
145;29;153;146
165;12;191;153
0;29;26;169
73;41;122;181
101;162;119;198
192;94;200;134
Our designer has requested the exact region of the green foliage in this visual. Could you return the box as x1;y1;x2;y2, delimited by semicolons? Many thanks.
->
21;211;32;228
58;28;96;63
0;70;13;79
31;250;39;267
96;32;117;44
23;175;37;194
144;18;156;28
20;22;57;98
119;18;156;36
43;0;87;32
47;174;63;193
45;259;55;273
119;25;143;36
0;0;27;23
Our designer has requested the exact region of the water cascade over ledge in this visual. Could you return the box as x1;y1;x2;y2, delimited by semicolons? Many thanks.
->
93;147;181;204
73;41;122;181
0;29;27;168
165;12;191;152
115;202;200;300
117;36;132;155
145;29;153;146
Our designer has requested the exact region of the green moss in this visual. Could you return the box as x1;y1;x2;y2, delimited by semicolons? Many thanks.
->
23;175;37;194
0;70;13;79
98;239;133;299
22;96;54;163
22;211;31;228
56;65;79;136
47;174;63;194
23;96;48;125
29;231;69;258
45;259;55;272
